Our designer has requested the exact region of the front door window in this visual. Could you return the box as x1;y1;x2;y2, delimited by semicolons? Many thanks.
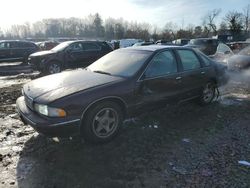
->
145;51;177;78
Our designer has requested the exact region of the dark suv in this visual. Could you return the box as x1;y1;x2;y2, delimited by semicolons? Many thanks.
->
0;40;39;63
28;40;113;74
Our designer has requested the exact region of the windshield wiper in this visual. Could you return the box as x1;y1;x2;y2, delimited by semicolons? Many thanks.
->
93;70;111;75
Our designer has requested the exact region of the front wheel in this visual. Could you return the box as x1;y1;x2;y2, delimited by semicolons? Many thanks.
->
199;82;216;105
81;101;124;143
47;62;61;74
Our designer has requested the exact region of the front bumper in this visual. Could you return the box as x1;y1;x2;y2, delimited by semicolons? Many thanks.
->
28;58;45;71
16;96;81;137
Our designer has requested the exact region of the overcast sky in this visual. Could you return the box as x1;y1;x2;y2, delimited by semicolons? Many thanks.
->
0;0;248;30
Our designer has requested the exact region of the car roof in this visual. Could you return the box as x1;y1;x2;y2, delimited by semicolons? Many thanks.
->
60;40;107;45
126;45;192;52
190;38;218;41
0;40;34;43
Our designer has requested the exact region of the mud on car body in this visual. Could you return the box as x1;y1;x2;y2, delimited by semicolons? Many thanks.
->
17;45;228;143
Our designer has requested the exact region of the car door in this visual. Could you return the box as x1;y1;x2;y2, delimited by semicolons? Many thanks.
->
0;42;11;61
66;42;84;68
175;49;209;100
10;41;25;60
81;42;102;65
135;50;183;111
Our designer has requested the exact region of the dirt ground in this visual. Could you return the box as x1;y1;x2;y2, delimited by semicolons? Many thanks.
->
0;67;249;188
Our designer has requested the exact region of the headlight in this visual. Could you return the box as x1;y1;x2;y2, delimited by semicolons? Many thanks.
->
34;103;66;117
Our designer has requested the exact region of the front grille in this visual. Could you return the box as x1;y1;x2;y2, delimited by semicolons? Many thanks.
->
24;94;34;111
28;57;41;70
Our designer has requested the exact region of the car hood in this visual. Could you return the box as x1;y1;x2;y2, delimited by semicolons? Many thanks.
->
29;50;55;57
23;69;124;103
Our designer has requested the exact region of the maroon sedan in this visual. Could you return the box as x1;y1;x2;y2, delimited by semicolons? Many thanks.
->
16;46;227;143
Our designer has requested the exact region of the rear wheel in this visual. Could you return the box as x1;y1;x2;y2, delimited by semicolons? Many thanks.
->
47;62;61;74
199;82;216;105
81;101;124;143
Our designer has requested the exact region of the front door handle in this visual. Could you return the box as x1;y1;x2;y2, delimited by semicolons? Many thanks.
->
201;71;205;74
176;76;182;80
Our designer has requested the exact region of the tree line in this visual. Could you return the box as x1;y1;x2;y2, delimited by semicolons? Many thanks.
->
0;4;249;42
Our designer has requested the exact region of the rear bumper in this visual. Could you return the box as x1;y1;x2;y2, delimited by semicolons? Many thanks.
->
16;96;81;137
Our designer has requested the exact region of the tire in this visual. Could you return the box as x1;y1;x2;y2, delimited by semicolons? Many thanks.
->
81;101;124;143
199;82;216;105
46;62;61;74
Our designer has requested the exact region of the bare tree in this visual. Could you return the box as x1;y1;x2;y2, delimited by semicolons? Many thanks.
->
202;9;221;36
242;4;250;34
225;11;243;40
163;22;178;40
0;27;3;39
218;21;228;35
194;26;203;37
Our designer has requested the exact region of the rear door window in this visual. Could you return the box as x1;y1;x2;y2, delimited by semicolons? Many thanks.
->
22;42;34;48
177;50;201;71
10;42;20;48
82;43;101;51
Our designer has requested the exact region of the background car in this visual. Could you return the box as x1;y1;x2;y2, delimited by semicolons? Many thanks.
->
28;40;113;74
132;41;154;46
185;38;220;56
17;46;228;143
226;45;250;70
155;40;174;45
38;41;60;51
119;39;143;48
209;43;234;63
227;41;250;53
172;38;190;46
0;40;39;63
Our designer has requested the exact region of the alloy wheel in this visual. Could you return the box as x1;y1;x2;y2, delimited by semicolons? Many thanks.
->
49;63;61;74
202;83;215;103
92;108;118;138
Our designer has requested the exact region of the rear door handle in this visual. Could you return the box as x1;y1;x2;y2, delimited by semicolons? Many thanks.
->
201;71;205;74
176;76;182;80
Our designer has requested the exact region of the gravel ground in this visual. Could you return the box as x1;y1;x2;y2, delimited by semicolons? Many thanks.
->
0;69;249;188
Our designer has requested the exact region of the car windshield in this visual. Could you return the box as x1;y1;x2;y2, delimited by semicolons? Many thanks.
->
238;45;250;56
216;43;233;54
51;41;72;52
88;49;152;77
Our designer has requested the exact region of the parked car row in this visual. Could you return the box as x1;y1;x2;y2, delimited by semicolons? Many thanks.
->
1;38;250;74
0;40;39;63
16;45;228;143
